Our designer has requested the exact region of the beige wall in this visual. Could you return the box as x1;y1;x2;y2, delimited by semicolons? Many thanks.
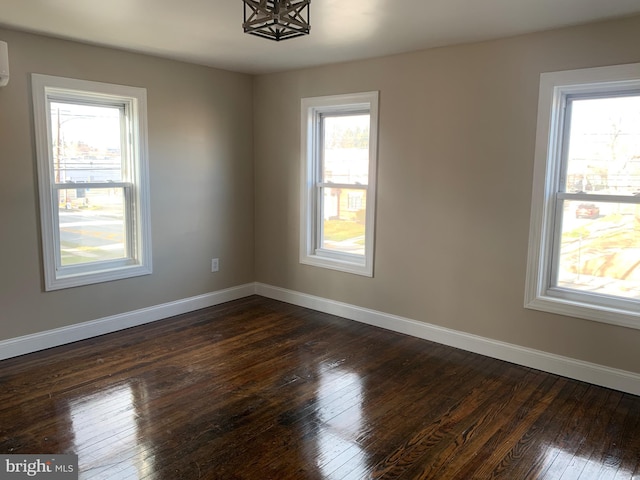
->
2;16;640;374
253;15;640;373
0;28;254;339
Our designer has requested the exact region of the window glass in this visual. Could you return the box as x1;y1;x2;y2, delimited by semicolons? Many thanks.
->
564;96;640;196
525;63;640;328
58;187;126;266
300;92;378;277
554;94;640;301
51;102;124;183
32;74;151;290
322;114;370;184
321;188;367;256
556;199;640;300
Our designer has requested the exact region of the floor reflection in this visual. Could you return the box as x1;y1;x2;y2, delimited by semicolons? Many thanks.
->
68;382;153;479
542;446;632;479
314;366;369;479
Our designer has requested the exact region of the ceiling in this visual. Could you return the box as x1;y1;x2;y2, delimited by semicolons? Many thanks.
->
1;0;640;75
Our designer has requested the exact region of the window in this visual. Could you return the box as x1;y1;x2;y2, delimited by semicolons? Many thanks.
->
32;74;152;290
300;92;379;276
525;63;640;329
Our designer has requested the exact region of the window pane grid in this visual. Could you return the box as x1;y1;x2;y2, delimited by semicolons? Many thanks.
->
32;74;151;290
46;99;136;272
551;92;640;301
48;100;132;271
301;92;378;276
316;112;370;258
526;63;640;327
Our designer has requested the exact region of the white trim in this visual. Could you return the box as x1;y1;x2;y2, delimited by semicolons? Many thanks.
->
0;284;255;361
3;282;639;396
255;283;640;396
31;74;152;291
300;91;379;277
525;62;640;329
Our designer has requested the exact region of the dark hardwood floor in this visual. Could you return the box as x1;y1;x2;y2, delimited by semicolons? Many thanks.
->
1;295;639;479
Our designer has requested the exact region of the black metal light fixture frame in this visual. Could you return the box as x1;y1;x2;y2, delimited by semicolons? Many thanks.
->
242;0;311;41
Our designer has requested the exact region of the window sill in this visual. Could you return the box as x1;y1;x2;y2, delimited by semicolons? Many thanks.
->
46;264;152;291
525;291;640;330
300;253;373;277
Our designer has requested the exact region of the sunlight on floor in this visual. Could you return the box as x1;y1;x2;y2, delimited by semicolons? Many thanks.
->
69;383;153;479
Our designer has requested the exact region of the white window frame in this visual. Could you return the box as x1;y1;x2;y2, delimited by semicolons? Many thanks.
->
32;74;152;291
300;91;379;277
525;63;640;329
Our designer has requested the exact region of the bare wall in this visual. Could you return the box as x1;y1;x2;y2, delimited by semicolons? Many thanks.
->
253;15;640;373
0;28;254;340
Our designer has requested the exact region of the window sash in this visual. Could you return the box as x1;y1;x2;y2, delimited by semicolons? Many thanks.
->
46;96;136;274
49;100;129;185
549;91;640;299
315;184;367;257
549;196;640;300
525;63;640;329
551;193;640;272
32;74;151;291
300;91;378;277
51;183;136;276
315;111;371;259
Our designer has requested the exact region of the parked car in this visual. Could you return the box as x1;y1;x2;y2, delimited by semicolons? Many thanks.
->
575;203;599;219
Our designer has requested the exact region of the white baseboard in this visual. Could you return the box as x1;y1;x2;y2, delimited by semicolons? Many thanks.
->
0;283;256;361
255;283;640;396
3;281;639;396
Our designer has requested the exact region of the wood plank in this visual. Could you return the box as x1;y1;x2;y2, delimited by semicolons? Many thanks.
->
0;296;639;479
502;380;590;480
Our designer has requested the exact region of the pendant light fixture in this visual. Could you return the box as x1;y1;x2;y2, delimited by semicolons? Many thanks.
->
242;0;311;41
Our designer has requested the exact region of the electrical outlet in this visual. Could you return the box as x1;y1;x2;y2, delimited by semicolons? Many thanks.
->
211;258;219;272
